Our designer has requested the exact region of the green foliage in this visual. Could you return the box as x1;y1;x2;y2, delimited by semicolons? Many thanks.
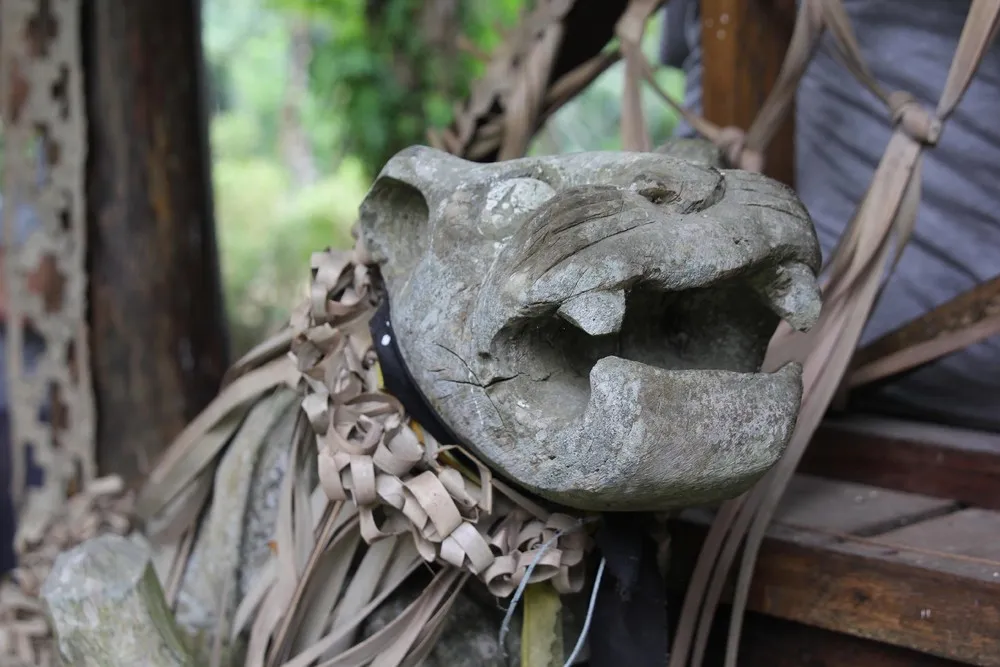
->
531;11;685;154
533;64;686;154
270;0;522;175
212;124;366;354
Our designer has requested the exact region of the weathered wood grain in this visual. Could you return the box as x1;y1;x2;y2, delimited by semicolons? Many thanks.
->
83;0;229;483
676;603;967;667
803;417;1000;509
670;475;1000;665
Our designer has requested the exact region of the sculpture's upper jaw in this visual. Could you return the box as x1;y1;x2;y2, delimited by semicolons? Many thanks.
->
358;146;823;512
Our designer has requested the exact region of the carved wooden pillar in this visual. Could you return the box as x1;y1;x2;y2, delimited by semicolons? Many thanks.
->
1;0;95;535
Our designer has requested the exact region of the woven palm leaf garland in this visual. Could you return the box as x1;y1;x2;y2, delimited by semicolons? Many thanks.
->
133;237;595;667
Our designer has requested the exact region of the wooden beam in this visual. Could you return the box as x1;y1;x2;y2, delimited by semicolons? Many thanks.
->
851;274;1000;384
82;0;229;484
670;490;1000;665
802;417;1000;510
774;474;957;536
679;605;966;667
700;0;796;186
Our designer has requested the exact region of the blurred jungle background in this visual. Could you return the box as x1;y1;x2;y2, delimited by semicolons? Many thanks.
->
207;0;685;356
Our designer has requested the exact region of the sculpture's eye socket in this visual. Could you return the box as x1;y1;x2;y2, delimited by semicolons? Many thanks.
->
477;177;555;240
358;177;430;284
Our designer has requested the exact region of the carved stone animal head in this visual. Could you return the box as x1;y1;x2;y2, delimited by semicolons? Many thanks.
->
358;146;821;512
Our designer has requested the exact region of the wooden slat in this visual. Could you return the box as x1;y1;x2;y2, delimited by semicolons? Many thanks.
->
700;0;796;186
678;605;966;667
878;509;1000;580
776;474;958;536
851;274;1000;384
669;476;1000;665
802;416;1000;509
669;517;1000;665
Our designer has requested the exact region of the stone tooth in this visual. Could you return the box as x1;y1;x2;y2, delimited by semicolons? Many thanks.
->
752;261;822;332
556;289;626;336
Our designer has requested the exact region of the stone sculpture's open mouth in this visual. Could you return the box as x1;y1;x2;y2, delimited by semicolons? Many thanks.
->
464;185;823;511
494;267;818;423
475;265;819;510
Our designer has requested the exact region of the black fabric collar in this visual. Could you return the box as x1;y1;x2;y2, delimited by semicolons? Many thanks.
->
368;298;460;447
368;296;669;666
591;514;671;666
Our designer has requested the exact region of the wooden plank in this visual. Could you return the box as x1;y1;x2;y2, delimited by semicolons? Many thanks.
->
700;0;796;186
850;274;1000;387
802;416;1000;509
678;604;966;667
669;506;1000;665
878;509;1000;580
776;474;958;536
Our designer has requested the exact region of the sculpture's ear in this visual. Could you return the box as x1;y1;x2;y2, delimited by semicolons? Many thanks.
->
358;146;469;283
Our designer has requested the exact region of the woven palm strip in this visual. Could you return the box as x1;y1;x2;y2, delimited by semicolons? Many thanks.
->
303;250;589;596
131;238;592;667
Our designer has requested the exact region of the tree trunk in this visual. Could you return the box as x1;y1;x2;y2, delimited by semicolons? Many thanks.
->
82;0;229;483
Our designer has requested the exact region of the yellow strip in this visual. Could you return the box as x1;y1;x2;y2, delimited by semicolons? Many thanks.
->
521;581;564;667
410;420;426;445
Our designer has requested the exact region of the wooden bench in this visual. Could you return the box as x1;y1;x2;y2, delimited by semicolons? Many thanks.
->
669;417;1000;666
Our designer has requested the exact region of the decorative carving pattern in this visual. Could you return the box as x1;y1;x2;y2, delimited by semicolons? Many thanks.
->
0;0;95;542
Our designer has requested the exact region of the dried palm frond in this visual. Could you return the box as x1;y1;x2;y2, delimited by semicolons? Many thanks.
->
434;0;632;162
134;238;594;667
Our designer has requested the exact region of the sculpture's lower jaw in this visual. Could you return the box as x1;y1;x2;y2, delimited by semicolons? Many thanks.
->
521;357;804;513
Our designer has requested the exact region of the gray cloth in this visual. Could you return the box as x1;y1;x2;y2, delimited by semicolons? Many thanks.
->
663;1;705;131
668;0;1000;431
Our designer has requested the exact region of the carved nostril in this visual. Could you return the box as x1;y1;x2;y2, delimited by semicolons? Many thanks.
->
632;178;679;205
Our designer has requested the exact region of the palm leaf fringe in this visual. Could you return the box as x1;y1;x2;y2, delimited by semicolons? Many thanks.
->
135;239;595;667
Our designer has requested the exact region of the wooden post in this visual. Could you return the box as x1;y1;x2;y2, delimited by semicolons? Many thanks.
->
82;0;229;483
700;0;796;187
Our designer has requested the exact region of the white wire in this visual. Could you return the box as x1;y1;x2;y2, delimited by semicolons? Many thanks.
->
497;528;566;656
563;556;606;667
496;517;604;662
